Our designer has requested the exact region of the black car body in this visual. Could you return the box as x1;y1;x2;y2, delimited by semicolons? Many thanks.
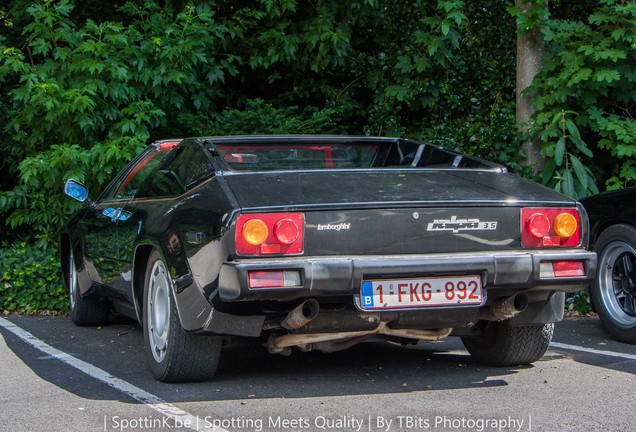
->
61;136;597;382
581;188;636;344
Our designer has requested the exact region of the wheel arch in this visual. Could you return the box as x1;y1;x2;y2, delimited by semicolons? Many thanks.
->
60;231;87;293
590;219;634;249
132;243;154;324
60;232;72;291
132;239;191;325
133;235;212;332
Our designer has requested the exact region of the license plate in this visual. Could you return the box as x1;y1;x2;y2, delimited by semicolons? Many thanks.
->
360;275;483;310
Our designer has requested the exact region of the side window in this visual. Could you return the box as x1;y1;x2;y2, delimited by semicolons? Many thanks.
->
136;141;213;199
170;141;214;189
116;149;171;199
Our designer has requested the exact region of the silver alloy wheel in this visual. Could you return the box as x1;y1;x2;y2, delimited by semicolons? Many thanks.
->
598;241;636;327
147;259;171;363
69;250;77;311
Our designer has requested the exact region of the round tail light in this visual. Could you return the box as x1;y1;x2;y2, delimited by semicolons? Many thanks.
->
274;218;299;244
554;213;577;238
526;213;550;238
242;219;268;245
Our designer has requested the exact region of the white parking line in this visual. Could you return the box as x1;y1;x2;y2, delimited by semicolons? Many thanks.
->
0;317;225;432
551;342;636;361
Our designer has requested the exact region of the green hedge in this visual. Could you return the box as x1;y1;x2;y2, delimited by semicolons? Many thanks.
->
0;243;68;314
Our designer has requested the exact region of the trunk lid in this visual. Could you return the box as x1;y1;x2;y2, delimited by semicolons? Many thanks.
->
223;170;572;209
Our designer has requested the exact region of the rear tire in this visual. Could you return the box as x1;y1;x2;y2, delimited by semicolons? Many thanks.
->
68;249;110;326
461;320;553;366
143;250;222;382
591;224;636;344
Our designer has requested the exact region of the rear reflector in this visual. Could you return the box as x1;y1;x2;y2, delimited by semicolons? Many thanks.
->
539;261;586;278
248;270;302;289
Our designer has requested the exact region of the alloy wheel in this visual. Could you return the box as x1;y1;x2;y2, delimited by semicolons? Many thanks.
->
147;259;171;363
598;241;636;327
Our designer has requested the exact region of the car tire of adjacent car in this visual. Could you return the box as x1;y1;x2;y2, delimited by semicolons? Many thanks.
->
68;249;110;326
590;224;636;344
461;321;553;366
142;250;223;382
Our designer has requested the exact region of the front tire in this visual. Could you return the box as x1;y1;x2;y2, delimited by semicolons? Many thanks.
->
591;224;636;344
461;321;553;366
142;250;222;382
68;249;110;326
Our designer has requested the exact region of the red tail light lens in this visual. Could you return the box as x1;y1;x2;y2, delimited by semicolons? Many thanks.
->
274;218;300;244
521;208;581;247
158;140;181;150
235;213;304;256
526;213;551;238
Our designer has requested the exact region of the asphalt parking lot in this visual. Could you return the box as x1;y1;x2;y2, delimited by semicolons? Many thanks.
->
0;314;634;432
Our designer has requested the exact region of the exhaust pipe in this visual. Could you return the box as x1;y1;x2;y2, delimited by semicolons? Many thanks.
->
281;299;320;330
268;323;452;354
488;293;529;321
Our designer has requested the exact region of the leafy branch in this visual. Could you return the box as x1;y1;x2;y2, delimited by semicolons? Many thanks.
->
540;110;598;199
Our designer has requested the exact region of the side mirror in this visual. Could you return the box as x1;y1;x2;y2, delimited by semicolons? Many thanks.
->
64;179;89;202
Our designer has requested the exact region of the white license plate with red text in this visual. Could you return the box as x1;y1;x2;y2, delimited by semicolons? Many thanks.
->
360;275;483;310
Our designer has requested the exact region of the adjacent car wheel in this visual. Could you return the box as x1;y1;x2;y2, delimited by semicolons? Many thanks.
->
591;224;636;344
143;250;222;382
68;249;110;326
461;321;553;366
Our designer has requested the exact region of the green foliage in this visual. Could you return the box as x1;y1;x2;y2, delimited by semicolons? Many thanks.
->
353;0;521;170
360;0;470;135
198;99;346;136
508;0;550;34
1;138;145;247
0;243;67;313
538;110;598;198
566;291;592;314
3;1;630;313
529;0;636;194
1;0;523;250
0;0;238;245
418;102;531;176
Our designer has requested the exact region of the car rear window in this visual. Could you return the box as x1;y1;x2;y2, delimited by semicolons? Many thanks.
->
215;144;379;171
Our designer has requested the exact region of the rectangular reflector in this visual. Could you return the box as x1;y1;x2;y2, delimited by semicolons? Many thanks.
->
539;261;586;279
248;270;302;289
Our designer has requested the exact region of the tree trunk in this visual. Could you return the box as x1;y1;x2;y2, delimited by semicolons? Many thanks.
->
516;0;546;175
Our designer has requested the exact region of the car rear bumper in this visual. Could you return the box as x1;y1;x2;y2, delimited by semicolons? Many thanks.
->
218;250;597;303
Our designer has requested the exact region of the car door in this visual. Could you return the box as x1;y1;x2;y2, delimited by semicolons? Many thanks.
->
78;198;127;288
80;142;178;300
116;140;216;291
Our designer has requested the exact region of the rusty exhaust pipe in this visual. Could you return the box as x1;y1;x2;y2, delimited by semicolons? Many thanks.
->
268;324;452;353
489;293;529;321
281;299;320;330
